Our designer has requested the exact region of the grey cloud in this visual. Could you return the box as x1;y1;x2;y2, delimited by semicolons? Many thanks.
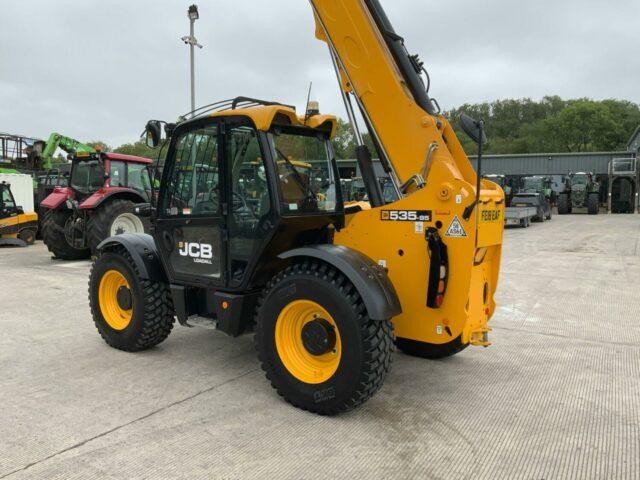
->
1;0;638;147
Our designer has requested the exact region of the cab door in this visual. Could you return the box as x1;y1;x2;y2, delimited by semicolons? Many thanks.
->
154;119;226;286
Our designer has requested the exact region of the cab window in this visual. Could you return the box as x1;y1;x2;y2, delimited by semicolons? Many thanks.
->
162;126;219;217
268;127;339;215
128;163;151;193
110;161;127;187
1;186;15;209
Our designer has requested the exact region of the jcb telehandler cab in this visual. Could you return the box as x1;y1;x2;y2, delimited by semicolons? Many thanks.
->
88;0;504;415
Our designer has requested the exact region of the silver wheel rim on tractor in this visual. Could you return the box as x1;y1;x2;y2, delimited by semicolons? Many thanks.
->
110;213;145;236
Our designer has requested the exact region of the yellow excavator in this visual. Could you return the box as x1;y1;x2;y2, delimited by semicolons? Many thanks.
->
87;0;504;414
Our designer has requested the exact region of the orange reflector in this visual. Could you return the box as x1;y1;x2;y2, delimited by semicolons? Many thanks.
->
485;307;490;315
438;280;445;292
222;301;229;310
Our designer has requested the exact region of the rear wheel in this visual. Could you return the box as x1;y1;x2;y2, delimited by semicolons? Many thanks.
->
588;194;599;215
89;248;174;351
18;227;36;245
87;199;146;254
42;209;91;260
396;335;468;359
255;261;394;415
558;194;569;214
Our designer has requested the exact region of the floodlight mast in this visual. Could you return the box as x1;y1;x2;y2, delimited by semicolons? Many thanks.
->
181;4;203;115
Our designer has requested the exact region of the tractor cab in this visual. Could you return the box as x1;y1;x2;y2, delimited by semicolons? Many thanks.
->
68;152;106;201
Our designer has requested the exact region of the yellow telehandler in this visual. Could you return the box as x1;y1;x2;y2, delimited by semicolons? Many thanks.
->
87;0;504;414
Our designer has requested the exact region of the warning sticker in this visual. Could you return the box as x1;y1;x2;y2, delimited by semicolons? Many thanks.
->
445;216;467;238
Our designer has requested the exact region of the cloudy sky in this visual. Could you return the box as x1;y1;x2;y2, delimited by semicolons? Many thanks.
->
1;0;638;147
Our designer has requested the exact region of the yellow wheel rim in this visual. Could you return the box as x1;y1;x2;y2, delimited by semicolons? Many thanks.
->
275;300;342;384
98;270;133;331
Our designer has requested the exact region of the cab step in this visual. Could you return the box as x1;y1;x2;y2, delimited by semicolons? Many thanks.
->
186;316;219;330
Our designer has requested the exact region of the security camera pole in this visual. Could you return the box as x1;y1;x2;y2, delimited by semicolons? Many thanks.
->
181;4;203;116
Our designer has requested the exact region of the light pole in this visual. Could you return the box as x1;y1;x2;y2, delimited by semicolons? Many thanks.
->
181;4;203;115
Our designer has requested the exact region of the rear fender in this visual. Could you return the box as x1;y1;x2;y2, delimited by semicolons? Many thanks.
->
97;233;167;283
80;188;147;210
40;187;73;209
278;244;402;321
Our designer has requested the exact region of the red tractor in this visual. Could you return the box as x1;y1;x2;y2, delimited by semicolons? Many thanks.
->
40;151;153;259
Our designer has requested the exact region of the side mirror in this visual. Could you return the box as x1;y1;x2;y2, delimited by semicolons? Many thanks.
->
459;114;487;145
16;206;24;215
144;121;163;148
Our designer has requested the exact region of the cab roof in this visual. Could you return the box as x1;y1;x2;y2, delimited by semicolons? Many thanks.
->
75;151;152;165
103;152;152;165
212;105;337;138
180;98;337;139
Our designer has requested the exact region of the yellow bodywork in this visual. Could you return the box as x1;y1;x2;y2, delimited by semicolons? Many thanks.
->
0;212;38;240
311;0;505;347
212;106;337;139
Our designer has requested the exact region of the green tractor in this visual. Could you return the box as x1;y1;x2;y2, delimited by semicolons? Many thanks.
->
511;176;553;222
558;172;600;215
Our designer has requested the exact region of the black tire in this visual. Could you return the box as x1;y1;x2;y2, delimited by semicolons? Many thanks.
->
18;227;36;245
89;247;175;352
396;335;468;360
86;199;146;254
254;261;394;415
588;194;599;215
42;209;91;260
558;194;569;215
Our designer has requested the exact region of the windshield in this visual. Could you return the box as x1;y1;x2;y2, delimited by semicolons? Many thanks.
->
70;160;105;193
523;178;543;190
268;128;339;214
1;185;15;209
571;175;588;186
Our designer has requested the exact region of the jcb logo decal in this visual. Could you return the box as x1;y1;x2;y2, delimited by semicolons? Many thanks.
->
178;241;214;264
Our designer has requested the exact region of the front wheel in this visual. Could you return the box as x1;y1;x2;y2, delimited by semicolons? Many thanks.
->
558;194;570;215
588;194;599;215
89;248;175;351
254;261;394;415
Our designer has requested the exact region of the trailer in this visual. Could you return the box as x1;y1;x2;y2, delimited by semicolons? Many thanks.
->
505;206;538;228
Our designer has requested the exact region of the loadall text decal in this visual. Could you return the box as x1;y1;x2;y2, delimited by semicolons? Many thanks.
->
178;242;214;265
381;210;432;222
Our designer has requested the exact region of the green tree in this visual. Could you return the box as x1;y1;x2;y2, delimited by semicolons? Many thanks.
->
544;100;620;152
114;139;160;159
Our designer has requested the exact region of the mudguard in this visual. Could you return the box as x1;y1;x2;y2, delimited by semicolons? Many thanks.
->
40;187;73;209
279;244;402;321
80;187;147;210
97;233;167;282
